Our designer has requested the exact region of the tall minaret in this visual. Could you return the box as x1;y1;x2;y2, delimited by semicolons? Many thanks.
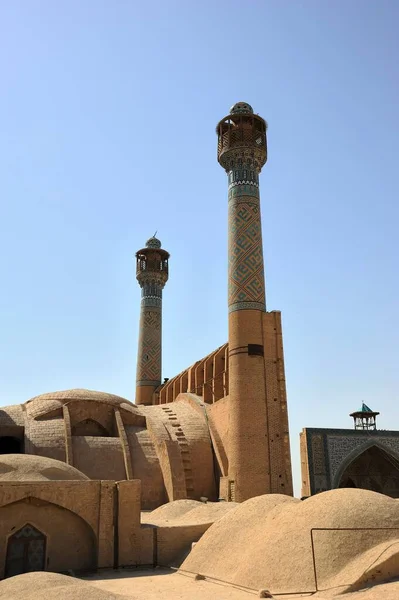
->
217;102;293;501
135;236;169;405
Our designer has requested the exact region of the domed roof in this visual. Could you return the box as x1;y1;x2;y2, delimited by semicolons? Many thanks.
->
183;489;399;594
145;236;162;249
26;388;134;407
144;499;238;526
25;388;144;422
230;101;253;115
0;572;133;600
0;454;89;481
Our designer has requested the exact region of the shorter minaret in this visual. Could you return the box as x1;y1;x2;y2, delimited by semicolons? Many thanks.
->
135;236;169;405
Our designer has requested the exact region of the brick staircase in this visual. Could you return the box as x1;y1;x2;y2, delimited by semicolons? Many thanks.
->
161;406;195;498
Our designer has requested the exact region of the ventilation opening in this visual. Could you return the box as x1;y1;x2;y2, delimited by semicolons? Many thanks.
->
248;344;264;357
0;436;23;454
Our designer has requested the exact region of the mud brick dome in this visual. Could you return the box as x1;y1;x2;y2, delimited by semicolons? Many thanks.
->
0;387;216;509
0;454;89;481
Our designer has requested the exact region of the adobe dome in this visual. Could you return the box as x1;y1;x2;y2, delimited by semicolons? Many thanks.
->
0;571;132;600
24;388;142;421
182;489;399;595
0;454;89;481
26;388;134;407
144;499;238;526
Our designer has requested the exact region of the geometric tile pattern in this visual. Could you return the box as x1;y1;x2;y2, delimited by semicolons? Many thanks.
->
228;186;266;313
136;306;162;387
229;183;260;199
141;281;163;308
305;428;399;494
228;166;260;196
328;434;399;482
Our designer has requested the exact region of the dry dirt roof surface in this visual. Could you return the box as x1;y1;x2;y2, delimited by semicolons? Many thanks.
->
84;569;256;600
2;568;399;599
0;453;89;481
181;489;399;595
0;572;131;600
84;569;399;599
332;581;399;599
143;499;239;526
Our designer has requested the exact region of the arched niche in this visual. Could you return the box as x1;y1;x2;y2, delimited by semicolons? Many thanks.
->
0;497;97;578
336;444;399;497
71;418;109;437
5;523;46;578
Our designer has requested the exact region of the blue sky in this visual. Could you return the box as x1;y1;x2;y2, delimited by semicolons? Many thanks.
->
0;1;398;495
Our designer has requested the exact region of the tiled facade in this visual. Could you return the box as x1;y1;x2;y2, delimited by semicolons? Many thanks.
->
300;427;399;497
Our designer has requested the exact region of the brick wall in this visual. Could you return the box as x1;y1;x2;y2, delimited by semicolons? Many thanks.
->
156;523;210;566
262;311;293;496
72;437;126;480
300;430;311;497
206;396;229;479
97;481;115;568
24;418;66;462
126;426;166;509
117;480;141;566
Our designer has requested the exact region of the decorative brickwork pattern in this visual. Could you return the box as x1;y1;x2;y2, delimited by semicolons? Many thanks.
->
217;102;267;315
312;435;326;475
215;103;293;501
136;307;162;387
228;194;266;313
